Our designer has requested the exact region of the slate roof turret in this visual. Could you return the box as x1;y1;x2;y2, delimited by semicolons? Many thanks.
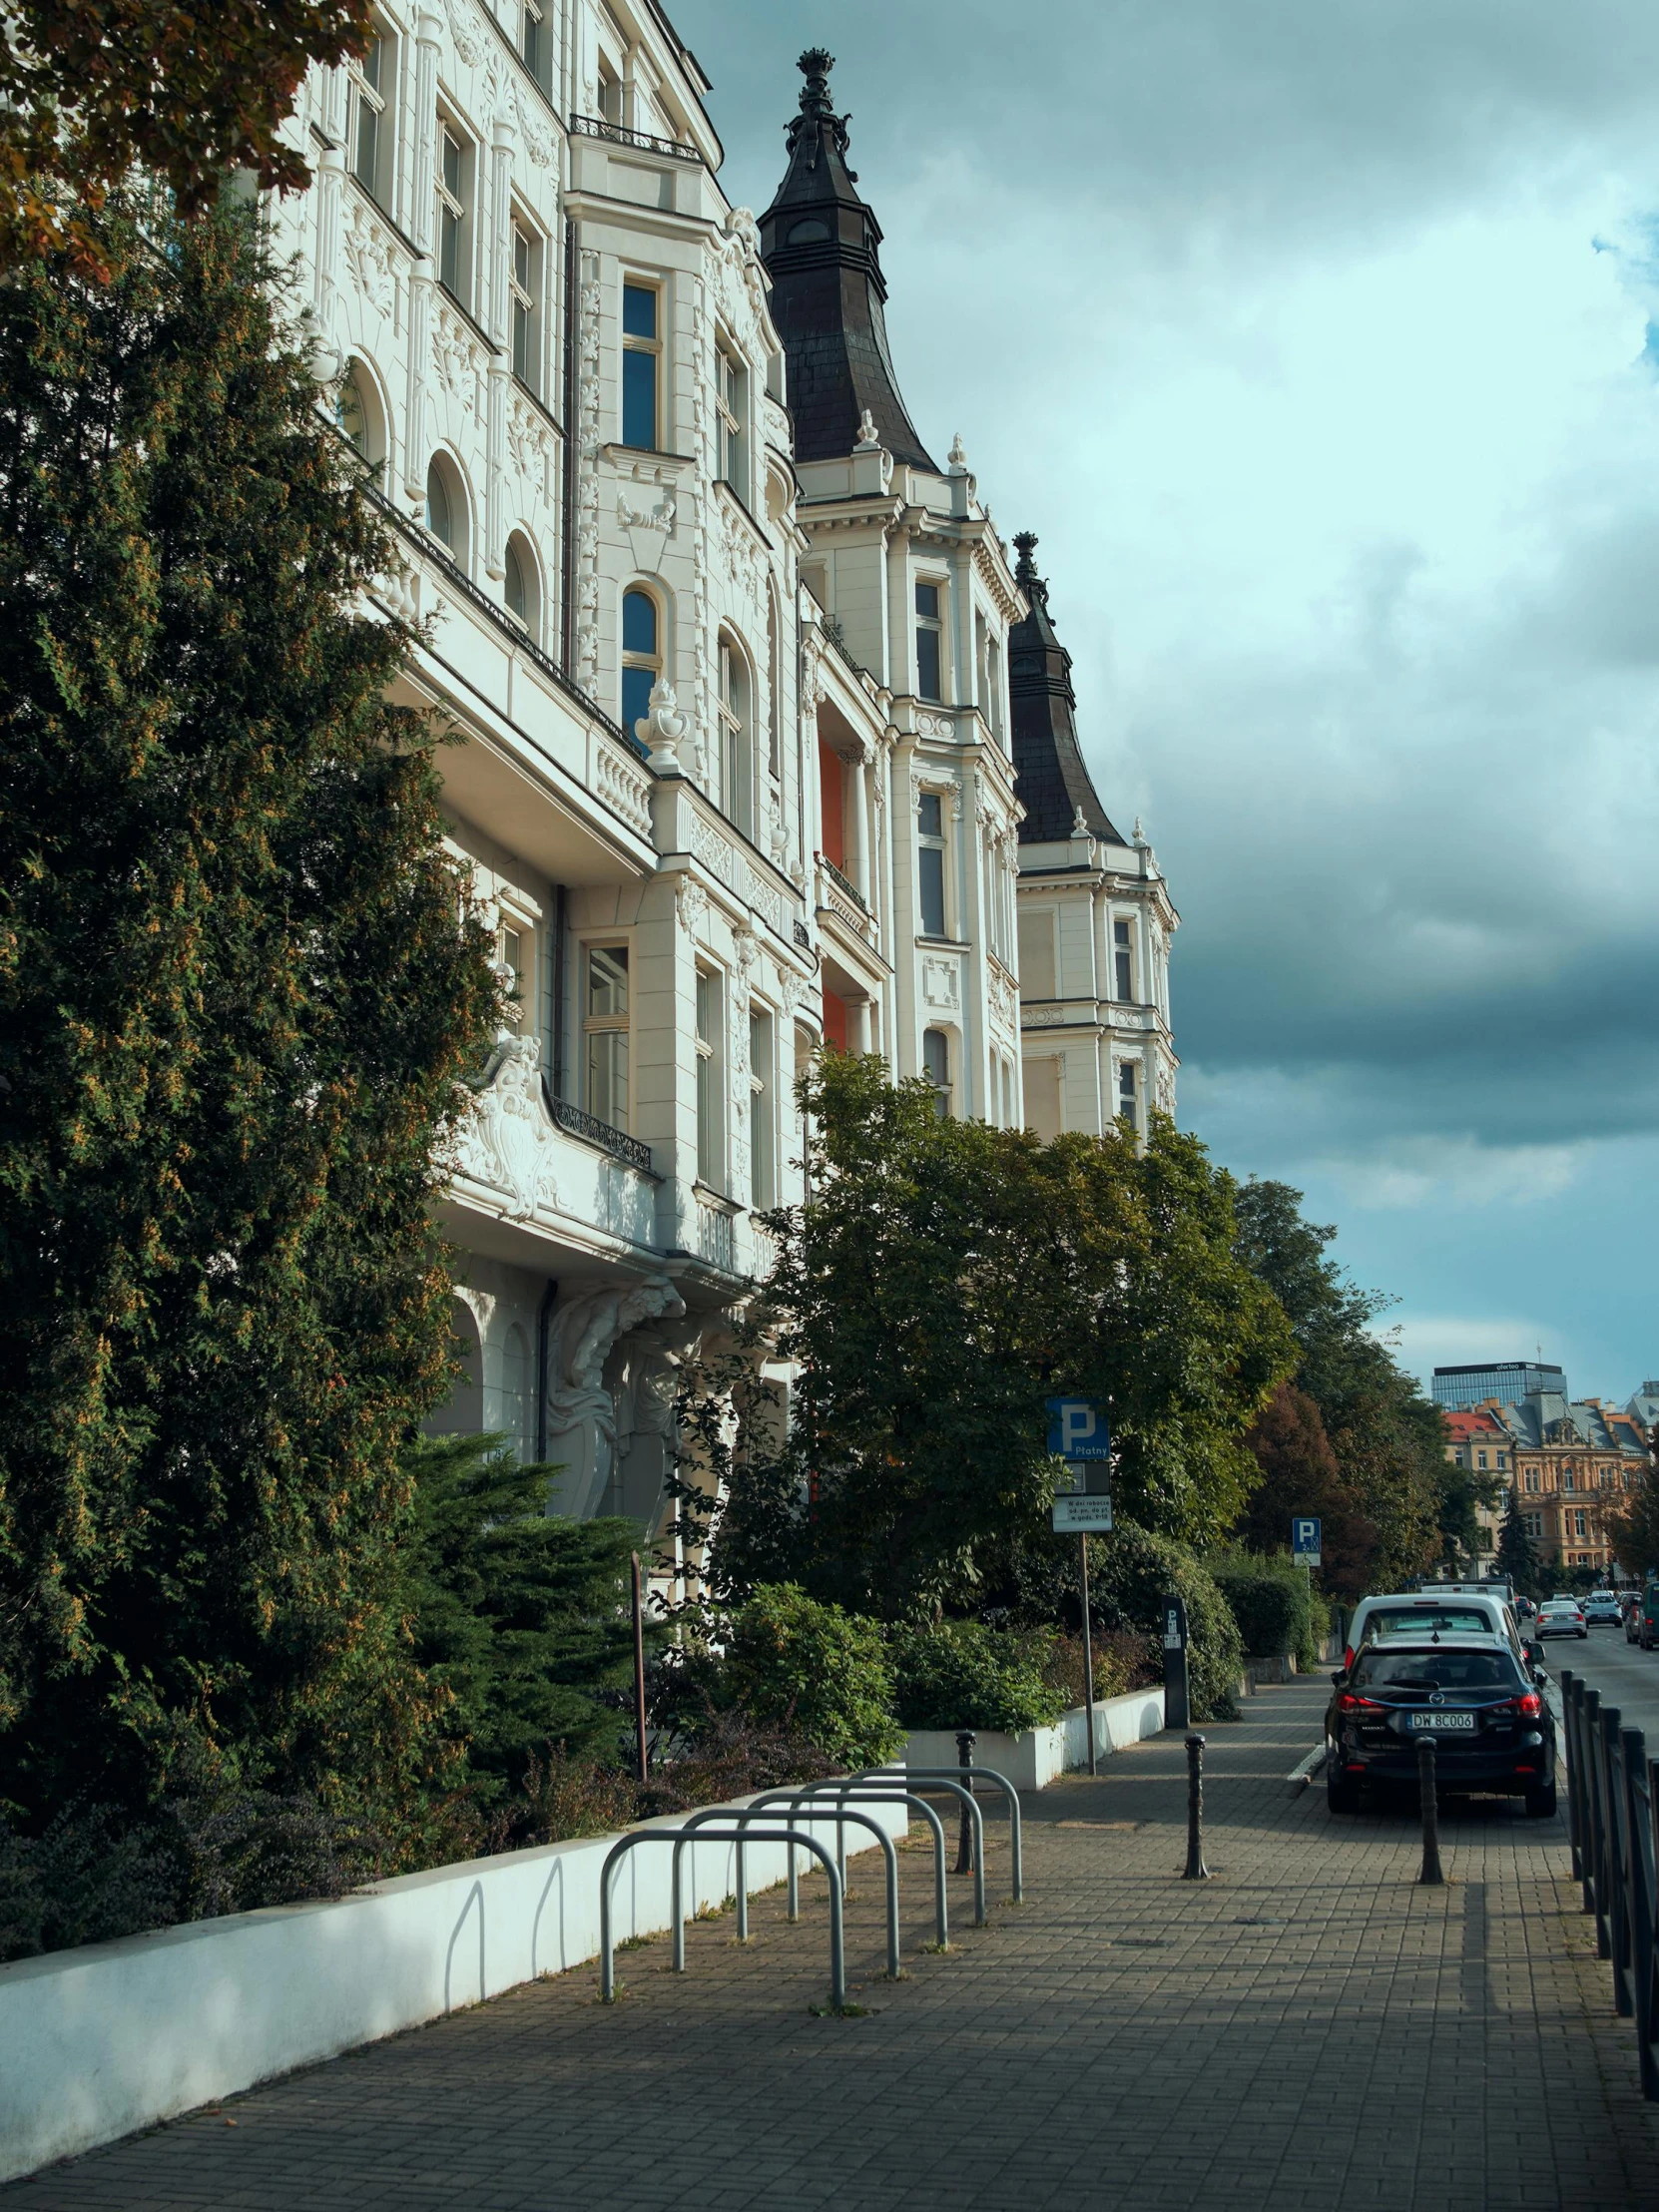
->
1008;532;1124;845
759;50;936;472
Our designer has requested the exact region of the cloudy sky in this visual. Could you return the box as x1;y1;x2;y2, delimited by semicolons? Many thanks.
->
674;0;1659;1402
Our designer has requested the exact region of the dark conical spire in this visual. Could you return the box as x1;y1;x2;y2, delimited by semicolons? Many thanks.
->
760;52;936;473
1008;534;1124;845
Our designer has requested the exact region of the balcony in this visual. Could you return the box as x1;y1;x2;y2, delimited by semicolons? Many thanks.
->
694;1188;736;1272
816;853;875;945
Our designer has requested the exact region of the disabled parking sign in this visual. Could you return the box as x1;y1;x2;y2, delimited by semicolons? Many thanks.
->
1292;1517;1322;1567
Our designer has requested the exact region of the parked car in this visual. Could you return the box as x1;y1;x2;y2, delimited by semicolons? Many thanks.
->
1342;1588;1527;1672
1325;1631;1555;1818
1581;1591;1622;1627
1536;1598;1588;1640
1630;1582;1659;1651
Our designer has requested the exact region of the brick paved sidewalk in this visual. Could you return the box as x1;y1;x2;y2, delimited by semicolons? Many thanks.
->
11;1681;1657;2211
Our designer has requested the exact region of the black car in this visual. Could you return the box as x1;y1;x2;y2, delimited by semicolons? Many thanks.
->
1325;1632;1555;1818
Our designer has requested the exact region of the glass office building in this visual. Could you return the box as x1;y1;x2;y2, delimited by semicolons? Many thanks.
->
1431;1362;1566;1410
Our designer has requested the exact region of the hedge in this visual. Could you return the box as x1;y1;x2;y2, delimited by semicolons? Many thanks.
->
1085;1522;1244;1721
890;1621;1067;1733
1208;1553;1329;1672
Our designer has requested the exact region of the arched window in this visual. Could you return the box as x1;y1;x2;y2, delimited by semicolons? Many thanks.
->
424;452;469;566
922;1027;950;1120
424;1297;483;1435
338;357;387;466
621;586;661;743
504;531;539;637
718;633;752;837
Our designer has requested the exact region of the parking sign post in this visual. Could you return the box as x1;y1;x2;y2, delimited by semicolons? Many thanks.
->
1046;1401;1113;1776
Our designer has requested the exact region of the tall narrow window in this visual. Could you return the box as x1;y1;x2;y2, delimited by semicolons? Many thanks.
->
521;0;549;90
1113;917;1134;1001
767;590;782;779
750;1006;775;1209
501;1325;533;1460
922;1027;950;1120
1117;1060;1138;1133
424;455;467;563
622;282;659;450
696;967;721;1187
718;638;751;835
987;637;1003;738
917;791;946;937
914;580;942;702
510;220;539;391
436;120;468;300
352;31;387;200
715;339;745;497
584;944;629;1132
597;59;623;124
621;588;660;742
503;533;538;635
497;920;527;1030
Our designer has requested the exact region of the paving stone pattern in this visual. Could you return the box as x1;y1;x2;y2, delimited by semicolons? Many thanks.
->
12;1682;1658;2211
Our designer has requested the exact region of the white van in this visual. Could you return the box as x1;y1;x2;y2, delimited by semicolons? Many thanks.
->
1342;1588;1529;1673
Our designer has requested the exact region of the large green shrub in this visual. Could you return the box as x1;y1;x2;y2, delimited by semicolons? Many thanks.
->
719;1586;902;1770
1086;1522;1244;1721
891;1621;1066;1733
1208;1553;1327;1670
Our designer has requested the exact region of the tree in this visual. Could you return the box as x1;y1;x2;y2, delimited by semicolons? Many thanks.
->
1493;1486;1544;1601
1234;1382;1378;1599
0;3;373;277
1605;1431;1659;1584
0;197;496;1841
690;1053;1293;1621
400;1435;643;1799
1232;1179;1445;1587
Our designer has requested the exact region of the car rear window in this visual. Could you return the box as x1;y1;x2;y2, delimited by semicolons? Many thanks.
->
1366;1609;1494;1639
1352;1649;1520;1691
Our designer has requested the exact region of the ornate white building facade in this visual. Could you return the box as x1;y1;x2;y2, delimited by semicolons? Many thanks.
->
270;10;1170;1542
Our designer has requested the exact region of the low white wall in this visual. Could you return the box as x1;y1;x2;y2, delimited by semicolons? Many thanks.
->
0;1793;904;2185
905;1686;1168;1792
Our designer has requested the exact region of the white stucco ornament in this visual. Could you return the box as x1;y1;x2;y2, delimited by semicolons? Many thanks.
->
636;675;690;771
854;408;881;450
455;1033;559;1222
947;432;969;472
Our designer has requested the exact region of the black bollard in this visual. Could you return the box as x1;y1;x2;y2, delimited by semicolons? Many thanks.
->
1417;1738;1443;1885
955;1728;977;1874
1183;1732;1210;1879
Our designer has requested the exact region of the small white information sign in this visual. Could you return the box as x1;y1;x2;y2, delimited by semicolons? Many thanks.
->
1052;1493;1114;1533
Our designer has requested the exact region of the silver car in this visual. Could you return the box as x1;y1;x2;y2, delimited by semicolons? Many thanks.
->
1536;1598;1588;1640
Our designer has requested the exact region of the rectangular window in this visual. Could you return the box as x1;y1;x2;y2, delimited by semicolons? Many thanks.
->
583;944;629;1132
750;1006;775;1210
598;58;623;124
917;790;946;937
914;581;942;702
1562;1469;1574;1492
1476;1449;1487;1469
1523;1513;1543;1539
436;119;469;302
715;339;746;499
1574;1509;1588;1538
1017;908;1057;999
351;31;387;201
1113;917;1134;1002
695;967;720;1187
1117;1060;1138;1132
1524;1469;1539;1492
622;282;659;450
510;219;540;391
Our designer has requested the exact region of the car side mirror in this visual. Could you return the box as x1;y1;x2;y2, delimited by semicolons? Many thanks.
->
1523;1641;1541;1666
1331;1669;1348;1685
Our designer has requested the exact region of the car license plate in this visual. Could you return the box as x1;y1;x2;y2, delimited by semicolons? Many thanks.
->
1407;1711;1476;1732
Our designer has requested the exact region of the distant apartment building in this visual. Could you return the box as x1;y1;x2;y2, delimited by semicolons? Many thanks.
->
1439;1405;1512;1568
1441;1369;1648;1577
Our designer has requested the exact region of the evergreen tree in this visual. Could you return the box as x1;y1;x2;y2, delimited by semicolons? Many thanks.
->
401;1434;643;1797
1494;1486;1544;1600
0;197;496;1839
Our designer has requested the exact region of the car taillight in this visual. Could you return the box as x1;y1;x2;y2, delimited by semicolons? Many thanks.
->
1337;1692;1385;1714
1493;1693;1541;1719
1343;1646;1355;1670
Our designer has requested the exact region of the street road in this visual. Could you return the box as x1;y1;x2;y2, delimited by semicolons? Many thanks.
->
1545;1623;1659;1743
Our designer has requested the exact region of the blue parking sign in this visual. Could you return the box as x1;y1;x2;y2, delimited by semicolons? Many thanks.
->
1292;1517;1322;1563
1046;1398;1111;1461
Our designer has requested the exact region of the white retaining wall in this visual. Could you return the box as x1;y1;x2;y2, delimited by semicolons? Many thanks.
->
0;1795;904;2185
905;1686;1167;1791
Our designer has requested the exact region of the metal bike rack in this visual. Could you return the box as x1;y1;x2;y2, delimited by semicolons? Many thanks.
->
748;1784;952;1952
599;1827;845;2008
673;1801;902;1979
836;1774;986;1925
861;1760;1024;1907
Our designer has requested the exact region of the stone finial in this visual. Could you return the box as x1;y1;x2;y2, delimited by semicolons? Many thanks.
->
1013;530;1039;585
1072;805;1091;838
947;431;969;472
854;407;881;451
636;675;689;772
1134;815;1148;846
